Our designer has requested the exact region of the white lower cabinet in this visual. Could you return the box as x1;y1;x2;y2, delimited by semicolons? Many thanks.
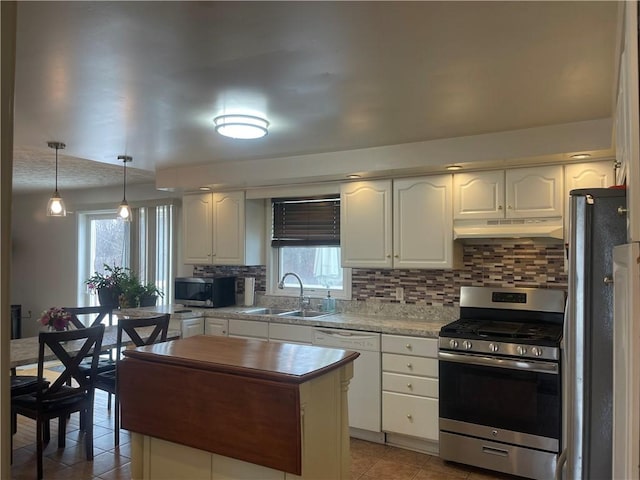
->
205;317;228;336
228;318;269;340
381;335;439;442
268;323;313;344
180;317;205;338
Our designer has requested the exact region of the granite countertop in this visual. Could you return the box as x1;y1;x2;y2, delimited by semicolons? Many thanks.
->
119;303;457;338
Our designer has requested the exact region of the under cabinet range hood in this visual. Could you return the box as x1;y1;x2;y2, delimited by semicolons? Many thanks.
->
453;217;564;240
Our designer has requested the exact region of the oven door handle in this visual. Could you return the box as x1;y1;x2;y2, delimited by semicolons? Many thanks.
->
438;351;559;374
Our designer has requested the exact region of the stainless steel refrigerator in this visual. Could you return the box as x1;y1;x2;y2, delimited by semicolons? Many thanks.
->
558;188;627;479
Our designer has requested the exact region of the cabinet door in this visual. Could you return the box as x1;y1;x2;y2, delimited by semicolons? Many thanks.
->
340;180;393;268
205;317;228;336
382;392;439;441
181;318;204;338
228;319;268;340
268;323;313;344
505;165;563;218
565;161;615;240
453;171;505;220
212;191;245;265
393;175;454;269
183;194;213;264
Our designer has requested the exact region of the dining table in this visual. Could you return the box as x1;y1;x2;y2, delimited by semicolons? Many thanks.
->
10;325;181;370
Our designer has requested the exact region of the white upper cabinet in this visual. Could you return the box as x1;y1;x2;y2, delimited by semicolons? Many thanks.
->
341;176;457;269
183;192;264;266
212;191;245;265
183;193;213;264
454;166;563;220
506;166;563;218
564;161;616;240
341;180;393;268
393;175;456;269
565;161;614;192
453;171;504;220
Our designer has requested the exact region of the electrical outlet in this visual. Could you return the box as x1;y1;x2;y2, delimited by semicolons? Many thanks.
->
395;287;404;301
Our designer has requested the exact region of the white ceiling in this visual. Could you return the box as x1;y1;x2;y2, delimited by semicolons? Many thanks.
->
12;1;620;193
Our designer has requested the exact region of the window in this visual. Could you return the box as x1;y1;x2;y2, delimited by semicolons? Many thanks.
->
78;211;130;307
78;203;176;307
270;196;350;299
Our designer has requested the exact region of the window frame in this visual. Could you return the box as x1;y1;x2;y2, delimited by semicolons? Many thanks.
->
266;197;351;300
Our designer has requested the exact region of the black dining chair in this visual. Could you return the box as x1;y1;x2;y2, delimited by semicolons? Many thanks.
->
64;306;117;407
12;324;105;480
94;314;170;446
10;374;48;463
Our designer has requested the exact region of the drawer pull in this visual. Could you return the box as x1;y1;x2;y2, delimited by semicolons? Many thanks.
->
406;383;412;389
406;363;413;369
406;414;413;420
482;446;508;457
405;343;412;350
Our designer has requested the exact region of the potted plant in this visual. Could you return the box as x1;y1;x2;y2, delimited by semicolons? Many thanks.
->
138;282;163;307
85;264;128;308
117;272;164;308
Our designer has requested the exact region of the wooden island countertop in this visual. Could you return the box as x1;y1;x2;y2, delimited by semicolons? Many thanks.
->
119;335;359;479
121;334;359;383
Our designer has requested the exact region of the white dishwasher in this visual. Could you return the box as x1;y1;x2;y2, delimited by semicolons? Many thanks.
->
313;328;381;438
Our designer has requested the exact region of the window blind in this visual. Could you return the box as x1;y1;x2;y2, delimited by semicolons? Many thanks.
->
271;196;340;247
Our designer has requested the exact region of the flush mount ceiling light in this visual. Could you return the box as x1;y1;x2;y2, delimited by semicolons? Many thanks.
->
446;165;463;171
46;141;67;217
213;114;269;139
570;153;592;160
117;155;133;222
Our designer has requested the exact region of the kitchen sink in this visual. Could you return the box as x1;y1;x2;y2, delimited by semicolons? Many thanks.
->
240;307;297;316
277;310;331;318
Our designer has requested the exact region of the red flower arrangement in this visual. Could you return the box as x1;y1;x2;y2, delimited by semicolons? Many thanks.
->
39;307;72;331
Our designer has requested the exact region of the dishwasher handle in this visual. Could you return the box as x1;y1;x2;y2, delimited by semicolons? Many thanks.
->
313;328;378;340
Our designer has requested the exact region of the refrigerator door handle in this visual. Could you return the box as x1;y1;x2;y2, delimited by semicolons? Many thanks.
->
555;448;567;480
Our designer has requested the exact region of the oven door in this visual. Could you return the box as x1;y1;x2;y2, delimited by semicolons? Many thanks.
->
439;350;560;452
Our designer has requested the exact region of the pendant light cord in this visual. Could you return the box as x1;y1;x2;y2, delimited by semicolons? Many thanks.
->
54;146;59;193
122;159;127;201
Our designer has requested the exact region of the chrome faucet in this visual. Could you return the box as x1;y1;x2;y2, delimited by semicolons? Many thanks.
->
278;272;309;311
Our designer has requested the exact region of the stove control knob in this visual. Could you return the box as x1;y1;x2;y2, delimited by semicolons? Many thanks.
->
517;346;527;356
462;340;473;350
449;339;459;349
531;347;543;357
489;343;499;353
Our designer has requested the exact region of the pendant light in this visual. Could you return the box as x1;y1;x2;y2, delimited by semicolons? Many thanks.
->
117;155;132;221
46;141;67;217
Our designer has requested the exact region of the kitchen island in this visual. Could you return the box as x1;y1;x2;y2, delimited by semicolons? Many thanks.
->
118;335;359;480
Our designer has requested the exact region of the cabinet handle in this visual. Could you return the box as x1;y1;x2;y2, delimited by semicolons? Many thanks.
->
405;343;412;350
406;414;413;420
394;255;399;258
407;383;413;389
498;205;503;210
507;205;513;210
406;363;413;369
386;254;391;258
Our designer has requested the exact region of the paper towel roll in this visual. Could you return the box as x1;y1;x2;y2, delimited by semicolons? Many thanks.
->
244;277;255;306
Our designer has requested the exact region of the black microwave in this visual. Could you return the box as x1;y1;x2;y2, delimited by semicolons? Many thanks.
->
174;276;236;308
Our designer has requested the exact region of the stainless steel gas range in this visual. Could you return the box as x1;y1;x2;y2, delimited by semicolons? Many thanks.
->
438;286;566;480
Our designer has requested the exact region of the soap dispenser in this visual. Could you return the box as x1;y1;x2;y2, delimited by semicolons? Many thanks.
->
322;290;336;313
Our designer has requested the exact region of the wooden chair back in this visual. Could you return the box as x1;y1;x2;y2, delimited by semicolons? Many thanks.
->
117;314;170;353
64;306;113;329
37;324;105;401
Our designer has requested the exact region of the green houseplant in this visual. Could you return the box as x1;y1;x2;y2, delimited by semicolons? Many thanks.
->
86;263;163;308
85;264;128;308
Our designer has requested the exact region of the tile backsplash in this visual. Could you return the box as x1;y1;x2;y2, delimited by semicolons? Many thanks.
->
194;240;567;307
